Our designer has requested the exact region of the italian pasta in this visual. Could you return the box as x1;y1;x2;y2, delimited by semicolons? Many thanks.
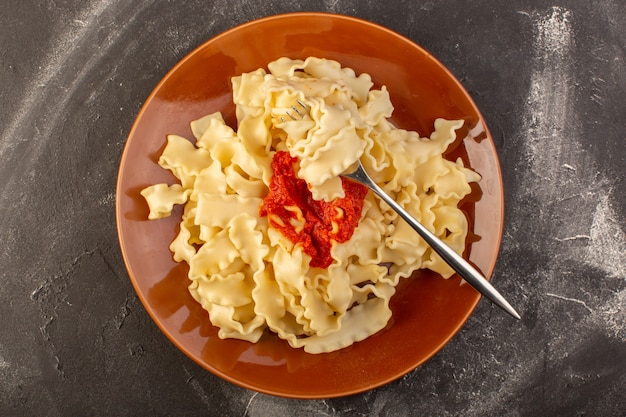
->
141;57;481;354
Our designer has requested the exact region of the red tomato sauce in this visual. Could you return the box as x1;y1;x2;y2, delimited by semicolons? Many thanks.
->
260;151;368;268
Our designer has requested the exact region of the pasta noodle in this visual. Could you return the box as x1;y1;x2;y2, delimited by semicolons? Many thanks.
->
141;57;481;354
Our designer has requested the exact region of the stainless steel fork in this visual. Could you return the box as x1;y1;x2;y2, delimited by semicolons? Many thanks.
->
342;161;520;319
281;100;520;319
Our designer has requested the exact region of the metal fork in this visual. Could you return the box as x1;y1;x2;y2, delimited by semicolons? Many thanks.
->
343;162;520;319
282;101;520;319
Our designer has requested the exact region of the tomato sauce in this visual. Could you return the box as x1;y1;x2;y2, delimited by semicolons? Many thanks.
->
260;151;368;268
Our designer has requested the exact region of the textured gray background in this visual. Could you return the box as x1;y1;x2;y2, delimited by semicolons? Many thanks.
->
1;1;624;416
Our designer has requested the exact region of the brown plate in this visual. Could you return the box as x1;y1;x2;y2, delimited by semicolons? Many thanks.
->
116;12;504;398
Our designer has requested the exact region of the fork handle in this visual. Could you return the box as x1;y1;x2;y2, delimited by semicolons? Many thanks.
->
359;172;520;320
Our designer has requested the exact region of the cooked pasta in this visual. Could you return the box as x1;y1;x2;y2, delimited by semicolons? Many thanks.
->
141;57;481;353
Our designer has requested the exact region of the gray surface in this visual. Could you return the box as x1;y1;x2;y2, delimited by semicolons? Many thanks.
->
1;1;624;416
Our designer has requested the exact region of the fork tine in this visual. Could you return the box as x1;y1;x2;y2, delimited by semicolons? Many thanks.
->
290;105;305;118
296;99;307;110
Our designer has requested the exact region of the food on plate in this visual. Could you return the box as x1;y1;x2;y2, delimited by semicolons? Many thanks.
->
140;57;481;353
